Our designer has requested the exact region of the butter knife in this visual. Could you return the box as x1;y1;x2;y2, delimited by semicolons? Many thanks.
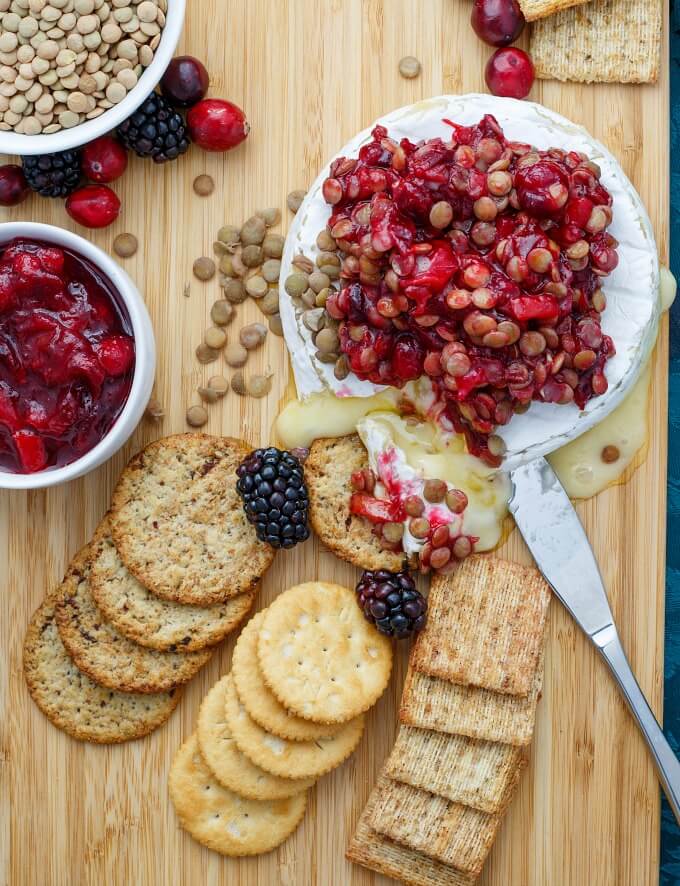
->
509;456;680;823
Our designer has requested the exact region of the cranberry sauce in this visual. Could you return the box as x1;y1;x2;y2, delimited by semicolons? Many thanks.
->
0;238;135;474
321;116;618;466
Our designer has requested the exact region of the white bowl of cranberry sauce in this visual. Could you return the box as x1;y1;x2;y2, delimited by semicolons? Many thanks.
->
0;223;155;489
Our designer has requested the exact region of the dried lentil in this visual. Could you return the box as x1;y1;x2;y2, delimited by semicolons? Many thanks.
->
245;275;267;298
193;257;216;282
398;56;421;79
210;299;234;326
240;322;267;350
286;189;306;213
186;405;208;427
113;232;137;258
225;342;248;367
247;374;272;398
193;174;214;197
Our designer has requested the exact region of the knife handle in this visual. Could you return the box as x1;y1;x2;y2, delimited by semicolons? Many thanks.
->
594;625;680;824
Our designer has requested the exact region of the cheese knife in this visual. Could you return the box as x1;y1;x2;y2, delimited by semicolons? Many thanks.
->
509;456;680;824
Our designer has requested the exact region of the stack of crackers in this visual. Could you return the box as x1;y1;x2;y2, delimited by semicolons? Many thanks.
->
348;556;552;885
525;0;661;84
169;581;394;856
23;434;274;744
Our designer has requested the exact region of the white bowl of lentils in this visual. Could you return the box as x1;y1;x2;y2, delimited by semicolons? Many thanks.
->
0;0;185;155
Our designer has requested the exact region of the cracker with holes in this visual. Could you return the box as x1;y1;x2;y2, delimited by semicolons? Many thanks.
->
224;674;365;780
530;0;661;84
347;776;477;886
385;726;527;815
168;733;307;856
232;611;344;742
197;675;314;801
369;777;501;875
400;661;543;746
257;581;393;724
412;556;551;697
518;0;589;21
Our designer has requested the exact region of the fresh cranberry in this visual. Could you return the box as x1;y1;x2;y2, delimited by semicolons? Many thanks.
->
514;160;569;217
187;99;250;152
471;0;525;46
161;55;209;107
65;185;121;229
485;47;535;99
81;137;128;184
0;165;29;206
97;335;135;376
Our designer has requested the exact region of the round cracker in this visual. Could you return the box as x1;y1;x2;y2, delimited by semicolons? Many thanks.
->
224;674;365;779
23;554;181;744
89;519;255;652
258;581;393;724
169;733;307;856
232;612;344;742
109;435;275;606
197;675;315;800
55;540;211;694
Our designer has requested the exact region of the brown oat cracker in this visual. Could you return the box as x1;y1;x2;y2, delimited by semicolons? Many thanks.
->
412;556;551;697
232;611;344;742
368;777;501;875
55;540;211;694
400;659;543;746
385;725;527;815
109;435;275;606
89;519;255;652
306;434;406;572
197;676;315;801
347;777;476;886
224;674;365;780
258;581;393;724
168;733;307;856
530;0;662;84
518;0;590;21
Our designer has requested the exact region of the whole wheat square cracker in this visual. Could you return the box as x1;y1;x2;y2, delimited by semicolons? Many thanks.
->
518;0;590;22
412;556;550;697
530;0;661;84
368;777;501;875
347;777;476;886
400;656;544;747
385;725;527;815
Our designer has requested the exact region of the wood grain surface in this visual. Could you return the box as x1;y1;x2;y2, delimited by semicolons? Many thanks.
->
0;1;670;884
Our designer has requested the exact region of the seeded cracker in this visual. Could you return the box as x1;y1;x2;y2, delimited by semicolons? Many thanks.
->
368;777;501;875
232;611;344;742
89;519;255;652
530;0;661;84
400;656;544;746
224;674;365;780
385;725;527;815
347;777;476;886
518;0;590;21
197;676;315;801
257;582;393;724
306;435;406;572
55;539;211;694
169;734;307;856
412;556;551;697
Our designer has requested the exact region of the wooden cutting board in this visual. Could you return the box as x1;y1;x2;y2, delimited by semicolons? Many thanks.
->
0;1;669;884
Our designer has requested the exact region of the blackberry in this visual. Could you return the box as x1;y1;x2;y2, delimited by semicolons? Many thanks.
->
236;447;310;549
117;92;190;163
356;570;427;639
22;150;81;197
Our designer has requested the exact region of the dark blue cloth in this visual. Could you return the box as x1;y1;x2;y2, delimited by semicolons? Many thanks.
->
663;3;680;882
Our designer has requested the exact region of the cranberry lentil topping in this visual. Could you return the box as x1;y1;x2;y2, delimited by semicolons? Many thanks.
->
0;239;135;474
321;115;618;466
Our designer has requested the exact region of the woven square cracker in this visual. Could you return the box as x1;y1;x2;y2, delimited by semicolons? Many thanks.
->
385;725;527;815
368;776;501;875
400;655;544;747
347;778;476;886
412;556;551;697
530;0;661;84
518;0;590;22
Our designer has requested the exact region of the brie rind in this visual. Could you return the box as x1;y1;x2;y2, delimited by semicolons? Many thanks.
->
280;94;660;469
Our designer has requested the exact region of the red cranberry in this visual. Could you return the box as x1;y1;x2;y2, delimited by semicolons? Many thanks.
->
187;99;250;152
81;136;128;183
65;185;121;229
471;0;525;47
98;335;135;376
514;160;569;217
160;55;209;108
485;47;535;99
0;164;29;206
